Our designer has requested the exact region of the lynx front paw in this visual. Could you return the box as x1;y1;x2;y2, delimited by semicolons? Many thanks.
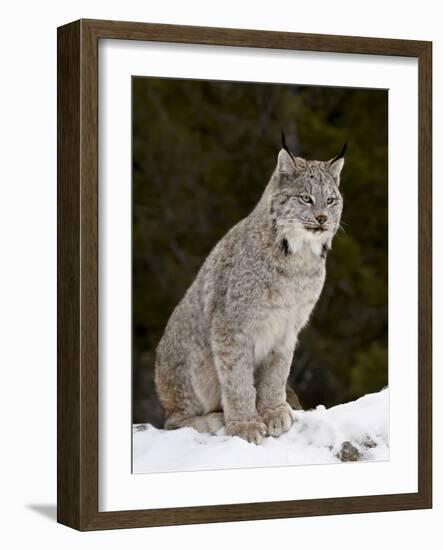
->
259;404;293;437
226;419;267;445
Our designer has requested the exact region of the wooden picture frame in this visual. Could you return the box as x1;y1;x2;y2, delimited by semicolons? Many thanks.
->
57;18;432;530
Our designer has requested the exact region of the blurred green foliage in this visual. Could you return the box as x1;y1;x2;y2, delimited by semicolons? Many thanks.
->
132;77;388;425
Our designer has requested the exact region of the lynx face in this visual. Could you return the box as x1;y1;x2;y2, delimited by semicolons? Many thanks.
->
271;145;345;252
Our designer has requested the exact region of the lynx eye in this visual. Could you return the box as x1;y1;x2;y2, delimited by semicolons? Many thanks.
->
327;196;335;205
299;194;313;204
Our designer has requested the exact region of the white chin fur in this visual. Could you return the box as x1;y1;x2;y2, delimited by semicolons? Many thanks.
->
282;225;330;256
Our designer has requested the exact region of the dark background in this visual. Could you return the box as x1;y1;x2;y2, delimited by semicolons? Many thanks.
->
132;77;388;426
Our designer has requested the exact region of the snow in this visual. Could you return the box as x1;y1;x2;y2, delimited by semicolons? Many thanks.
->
133;389;389;474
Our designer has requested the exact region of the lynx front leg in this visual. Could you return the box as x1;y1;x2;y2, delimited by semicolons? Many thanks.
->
256;348;294;437
213;331;266;445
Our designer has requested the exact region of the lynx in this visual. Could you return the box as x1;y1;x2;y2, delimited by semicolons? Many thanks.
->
155;136;345;444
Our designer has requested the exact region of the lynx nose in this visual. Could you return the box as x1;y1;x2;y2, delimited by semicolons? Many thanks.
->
316;214;328;225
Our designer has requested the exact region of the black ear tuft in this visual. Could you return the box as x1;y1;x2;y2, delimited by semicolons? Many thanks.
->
281;130;293;157
331;141;347;163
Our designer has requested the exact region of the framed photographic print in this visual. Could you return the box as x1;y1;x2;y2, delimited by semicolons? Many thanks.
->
57;19;432;530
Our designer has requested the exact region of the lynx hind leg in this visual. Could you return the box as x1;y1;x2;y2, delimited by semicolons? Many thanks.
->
156;357;224;434
165;412;225;434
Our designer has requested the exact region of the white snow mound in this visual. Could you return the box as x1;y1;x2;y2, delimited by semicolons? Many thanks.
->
133;389;389;474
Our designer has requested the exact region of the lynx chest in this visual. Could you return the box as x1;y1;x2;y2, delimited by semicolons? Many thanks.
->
252;257;326;364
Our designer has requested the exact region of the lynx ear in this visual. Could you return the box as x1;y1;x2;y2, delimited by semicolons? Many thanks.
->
278;149;296;173
278;131;306;175
328;142;347;183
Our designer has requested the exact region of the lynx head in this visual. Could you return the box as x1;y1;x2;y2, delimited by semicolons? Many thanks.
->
270;134;346;256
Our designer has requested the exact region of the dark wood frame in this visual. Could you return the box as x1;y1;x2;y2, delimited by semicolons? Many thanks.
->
57;18;432;531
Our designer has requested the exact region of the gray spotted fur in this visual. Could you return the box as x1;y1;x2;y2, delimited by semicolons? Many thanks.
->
155;145;345;444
